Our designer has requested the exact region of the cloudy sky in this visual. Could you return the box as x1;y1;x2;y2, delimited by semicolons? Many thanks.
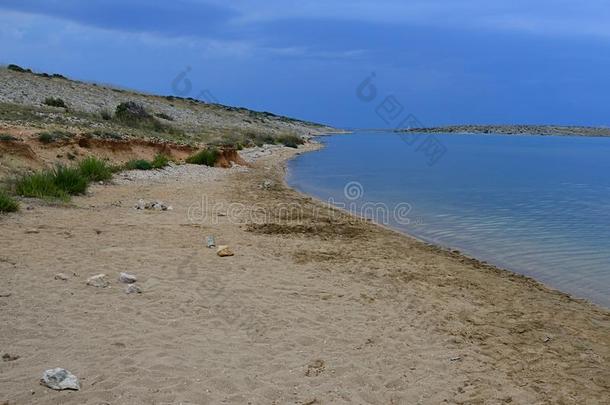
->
1;0;609;128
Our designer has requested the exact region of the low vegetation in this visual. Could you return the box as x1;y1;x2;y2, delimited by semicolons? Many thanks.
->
43;97;67;108
0;190;19;213
52;165;88;195
155;112;174;121
7;64;29;73
15;171;68;200
125;159;153;170
38;130;73;144
88;130;123;140
14;157;115;200
0;134;18;142
125;154;170;171
276;133;305;148
186;148;219;166
100;109;112;120
151;153;170;169
78;156;113;182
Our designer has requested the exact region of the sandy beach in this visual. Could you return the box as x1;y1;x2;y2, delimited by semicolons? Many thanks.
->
1;144;609;404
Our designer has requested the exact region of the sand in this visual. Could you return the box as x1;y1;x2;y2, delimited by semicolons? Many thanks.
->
0;144;608;404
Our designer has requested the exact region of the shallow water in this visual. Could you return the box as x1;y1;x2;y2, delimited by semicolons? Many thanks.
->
286;132;610;308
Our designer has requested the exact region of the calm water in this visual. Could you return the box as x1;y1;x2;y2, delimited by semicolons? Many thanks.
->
286;132;610;308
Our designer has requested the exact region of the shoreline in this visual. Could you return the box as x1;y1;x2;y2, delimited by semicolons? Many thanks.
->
1;143;608;403
283;141;609;310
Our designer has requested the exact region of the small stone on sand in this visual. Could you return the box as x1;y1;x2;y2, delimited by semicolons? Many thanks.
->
216;245;234;257
40;368;80;391
118;272;137;284
125;284;142;294
86;274;109;288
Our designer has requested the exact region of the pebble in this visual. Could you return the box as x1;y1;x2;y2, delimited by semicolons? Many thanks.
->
86;274;109;288
54;273;69;281
118;272;137;284
125;284;142;294
40;368;80;391
216;245;234;257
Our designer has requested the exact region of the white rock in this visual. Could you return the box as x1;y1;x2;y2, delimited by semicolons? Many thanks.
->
40;368;80;391
125;284;142;294
86;274;109;288
118;272;137;284
54;273;69;281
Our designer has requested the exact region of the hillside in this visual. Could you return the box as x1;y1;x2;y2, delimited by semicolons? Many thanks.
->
0;65;335;141
0;64;338;179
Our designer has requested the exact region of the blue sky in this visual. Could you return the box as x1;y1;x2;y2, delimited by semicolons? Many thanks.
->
1;0;610;128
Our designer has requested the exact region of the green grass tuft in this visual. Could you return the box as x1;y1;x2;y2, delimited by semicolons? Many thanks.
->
0;190;19;213
15;164;88;199
151;153;170;169
78;156;113;182
125;159;153;170
185;148;219;166
15;171;67;199
51;165;88;195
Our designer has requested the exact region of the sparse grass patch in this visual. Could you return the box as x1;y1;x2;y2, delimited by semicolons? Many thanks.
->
100;109;112;120
0;134;18;142
276;133;304;148
125;159;153;170
246;132;276;147
78;156;113;181
0;190;19;213
155;112;174;121
185;148;219;166
38;130;72;144
88;130;123;140
43;97;67;108
152;153;170;169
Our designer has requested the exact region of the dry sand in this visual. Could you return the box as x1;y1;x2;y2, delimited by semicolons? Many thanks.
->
1;145;609;404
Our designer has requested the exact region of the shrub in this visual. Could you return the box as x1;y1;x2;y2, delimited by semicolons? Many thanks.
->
185;148;219;166
115;101;151;122
155;112;174;121
125;159;153;170
78;156;113;182
113;101;178;135
0;134;18;142
100;110;112;120
7;64;30;73
151;153;170;169
43;97;67;108
0;190;19;213
38;130;72;144
15;171;66;199
246;132;276;147
52;165;88;195
89;130;122;140
277;134;304;148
